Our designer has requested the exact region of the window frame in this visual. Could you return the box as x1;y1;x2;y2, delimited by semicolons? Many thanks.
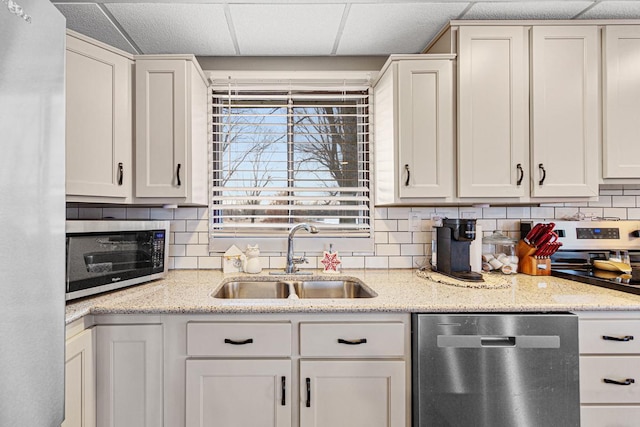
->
207;71;376;254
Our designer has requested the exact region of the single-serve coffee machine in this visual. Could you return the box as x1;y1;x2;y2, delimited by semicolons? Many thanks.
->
435;218;484;282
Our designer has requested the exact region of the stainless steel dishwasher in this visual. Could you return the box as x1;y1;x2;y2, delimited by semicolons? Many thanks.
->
412;313;580;427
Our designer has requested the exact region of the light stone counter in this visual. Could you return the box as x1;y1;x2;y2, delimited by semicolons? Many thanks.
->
65;269;640;324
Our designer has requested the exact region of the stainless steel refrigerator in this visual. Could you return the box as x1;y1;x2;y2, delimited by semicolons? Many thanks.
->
0;0;66;425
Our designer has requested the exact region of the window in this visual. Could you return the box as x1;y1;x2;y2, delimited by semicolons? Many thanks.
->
209;77;372;252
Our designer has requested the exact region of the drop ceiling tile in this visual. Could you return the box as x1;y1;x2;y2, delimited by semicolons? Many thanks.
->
54;3;137;54
105;3;236;55
338;3;468;55
230;4;345;55
463;1;594;20
579;1;640;19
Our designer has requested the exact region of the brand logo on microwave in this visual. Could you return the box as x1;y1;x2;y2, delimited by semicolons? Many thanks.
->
111;277;122;282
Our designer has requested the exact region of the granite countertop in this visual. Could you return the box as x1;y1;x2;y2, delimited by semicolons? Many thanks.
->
65;269;640;324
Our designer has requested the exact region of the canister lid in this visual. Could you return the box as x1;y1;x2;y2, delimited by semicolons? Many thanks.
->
482;230;516;244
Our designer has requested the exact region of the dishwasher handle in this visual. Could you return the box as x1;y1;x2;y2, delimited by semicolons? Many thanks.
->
437;335;560;349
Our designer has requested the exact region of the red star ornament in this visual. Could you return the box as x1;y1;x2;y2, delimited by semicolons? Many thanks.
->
321;251;342;273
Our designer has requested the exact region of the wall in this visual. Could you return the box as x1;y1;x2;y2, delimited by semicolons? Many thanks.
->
66;185;640;271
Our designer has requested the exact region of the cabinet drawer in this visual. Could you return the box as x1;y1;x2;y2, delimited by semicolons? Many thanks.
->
579;319;640;354
580;356;640;403
187;322;291;357
299;322;405;357
581;406;640;427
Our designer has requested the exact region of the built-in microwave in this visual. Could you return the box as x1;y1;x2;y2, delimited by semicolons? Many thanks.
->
66;220;170;301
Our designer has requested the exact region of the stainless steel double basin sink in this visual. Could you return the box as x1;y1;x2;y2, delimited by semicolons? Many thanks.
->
212;277;377;299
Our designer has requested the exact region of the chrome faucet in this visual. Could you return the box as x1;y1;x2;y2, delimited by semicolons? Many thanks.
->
284;223;319;274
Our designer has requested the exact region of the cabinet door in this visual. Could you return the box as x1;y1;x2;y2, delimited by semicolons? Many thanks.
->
96;325;163;427
135;60;188;198
457;26;528;198
64;328;96;427
65;35;132;199
530;26;599;197
300;360;405;427
397;59;453;198
603;25;640;179
185;359;291;427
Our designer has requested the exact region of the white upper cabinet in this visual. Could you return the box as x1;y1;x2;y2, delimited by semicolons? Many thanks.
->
134;56;208;205
602;25;640;179
457;26;528;198
65;31;133;202
530;26;599;198
373;55;455;205
429;22;600;201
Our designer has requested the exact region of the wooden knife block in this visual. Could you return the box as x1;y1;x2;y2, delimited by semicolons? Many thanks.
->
516;240;551;276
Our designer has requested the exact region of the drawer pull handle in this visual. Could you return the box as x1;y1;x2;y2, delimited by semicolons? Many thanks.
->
404;164;410;186
337;338;367;345
224;338;253;345
176;163;182;186
603;335;634;342
306;378;311;408
281;376;286;406
538;163;546;186
604;378;635;386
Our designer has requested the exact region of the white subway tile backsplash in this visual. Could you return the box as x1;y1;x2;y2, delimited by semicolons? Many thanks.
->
397;219;410;232
400;244;425;256
365;256;389;269
627;208;640;219
554;208;580;220
174;232;199;245
149;208;174;220
530;207;555;220
588;196;611;208
186;219;208;232
613;196;636;208
603;208;628;220
169;244;186;257
388;232;412;244
374;219;398;232
66;186;640;271
375;244;401;256
198;256;221;269
389;257;413;269
174;207;199;220
374;207;388;220
482;207;507;218
374;232;389;244
186;244;209;257
387;207;411;219
341;256;365;269
174;257;198;269
506;207;530;219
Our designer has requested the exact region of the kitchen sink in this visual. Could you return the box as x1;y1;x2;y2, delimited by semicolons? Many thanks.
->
293;280;376;299
212;277;376;299
212;281;291;299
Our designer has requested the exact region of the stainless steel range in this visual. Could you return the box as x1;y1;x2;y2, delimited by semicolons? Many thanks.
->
549;220;640;295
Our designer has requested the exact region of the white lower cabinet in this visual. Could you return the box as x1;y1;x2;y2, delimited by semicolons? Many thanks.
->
64;327;96;427
185;359;292;427
578;312;640;427
299;360;405;427
90;313;409;427
95;324;163;427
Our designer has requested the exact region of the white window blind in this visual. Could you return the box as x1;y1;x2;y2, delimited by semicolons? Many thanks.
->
209;79;371;241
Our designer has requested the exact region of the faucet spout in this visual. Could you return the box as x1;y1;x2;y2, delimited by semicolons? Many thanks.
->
285;223;319;274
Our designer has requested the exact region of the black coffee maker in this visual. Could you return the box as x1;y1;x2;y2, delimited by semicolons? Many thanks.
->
435;218;484;282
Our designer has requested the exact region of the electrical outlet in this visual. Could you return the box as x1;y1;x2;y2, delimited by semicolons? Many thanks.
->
409;212;421;231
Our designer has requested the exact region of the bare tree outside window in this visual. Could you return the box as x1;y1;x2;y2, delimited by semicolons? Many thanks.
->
210;88;370;238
